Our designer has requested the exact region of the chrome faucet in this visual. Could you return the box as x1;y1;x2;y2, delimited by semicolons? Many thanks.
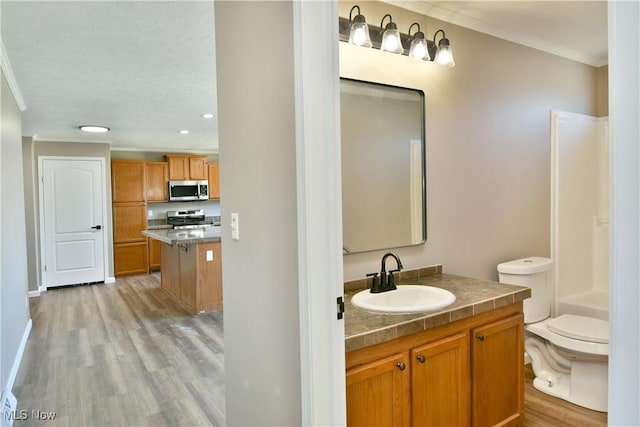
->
367;252;404;293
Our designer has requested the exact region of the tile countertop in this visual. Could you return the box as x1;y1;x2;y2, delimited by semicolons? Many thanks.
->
142;226;222;245
344;273;531;352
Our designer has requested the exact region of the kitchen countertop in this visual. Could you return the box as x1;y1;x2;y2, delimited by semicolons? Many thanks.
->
344;273;530;352
142;226;222;245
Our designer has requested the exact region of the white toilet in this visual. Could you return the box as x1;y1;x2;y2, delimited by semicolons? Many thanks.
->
497;257;608;412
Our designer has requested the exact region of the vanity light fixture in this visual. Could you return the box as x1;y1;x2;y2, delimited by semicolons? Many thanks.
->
379;14;403;54
339;5;455;68
408;23;430;60
347;5;372;48
178;129;190;135
433;29;455;68
201;113;214;119
79;125;110;133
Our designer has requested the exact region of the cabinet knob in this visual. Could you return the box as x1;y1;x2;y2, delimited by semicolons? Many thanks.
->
416;354;425;363
476;334;485;341
396;362;406;371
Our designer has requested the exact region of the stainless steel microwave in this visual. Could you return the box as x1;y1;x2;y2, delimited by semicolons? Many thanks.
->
168;180;209;202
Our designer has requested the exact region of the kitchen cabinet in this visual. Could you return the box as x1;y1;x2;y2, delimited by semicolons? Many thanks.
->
114;242;149;276
111;160;146;202
166;154;209;180
471;314;524;427
159;240;223;313
146;161;168;202
208;162;220;199
113;203;147;243
346;304;524;427
148;238;161;270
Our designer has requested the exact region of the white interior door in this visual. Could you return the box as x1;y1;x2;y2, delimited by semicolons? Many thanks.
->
40;158;106;287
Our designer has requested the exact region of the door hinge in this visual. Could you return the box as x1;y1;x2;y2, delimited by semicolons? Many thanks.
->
337;296;345;320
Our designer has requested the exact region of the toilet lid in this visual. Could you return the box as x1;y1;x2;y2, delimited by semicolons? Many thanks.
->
547;314;609;344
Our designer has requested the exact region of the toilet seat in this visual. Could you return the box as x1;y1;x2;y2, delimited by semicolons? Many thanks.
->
526;315;609;356
547;314;608;344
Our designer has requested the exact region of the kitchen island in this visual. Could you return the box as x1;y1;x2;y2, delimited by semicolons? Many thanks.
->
142;226;222;314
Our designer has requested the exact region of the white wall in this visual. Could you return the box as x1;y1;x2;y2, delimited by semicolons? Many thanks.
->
338;1;598;282
215;2;302;425
1;68;31;403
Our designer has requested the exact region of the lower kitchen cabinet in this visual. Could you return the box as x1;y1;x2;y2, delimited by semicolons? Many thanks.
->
148;238;161;271
114;242;149;276
346;304;524;427
159;240;223;313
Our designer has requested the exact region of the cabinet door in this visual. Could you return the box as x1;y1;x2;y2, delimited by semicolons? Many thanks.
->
148;238;161;270
112;160;145;202
113;203;147;243
146;162;168;201
208;163;220;199
189;156;209;180
411;332;470;427
114;242;148;276
160;242;180;299
346;352;410;427
471;314;524;427
166;155;189;180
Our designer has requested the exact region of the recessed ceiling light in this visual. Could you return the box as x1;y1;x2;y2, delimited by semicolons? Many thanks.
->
201;113;215;119
178;129;190;135
79;125;110;133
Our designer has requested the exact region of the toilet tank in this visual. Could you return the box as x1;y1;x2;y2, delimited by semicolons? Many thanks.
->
497;257;553;324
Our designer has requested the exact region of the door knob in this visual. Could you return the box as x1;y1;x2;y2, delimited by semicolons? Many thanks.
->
416;354;426;363
91;225;102;230
396;362;406;371
476;334;485;341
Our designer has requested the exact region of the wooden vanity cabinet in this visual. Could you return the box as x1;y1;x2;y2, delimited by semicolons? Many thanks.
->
346;352;410;426
346;304;524;427
146;161;168;201
471;314;524;427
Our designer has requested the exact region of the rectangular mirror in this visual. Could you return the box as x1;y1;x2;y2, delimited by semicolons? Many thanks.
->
341;78;426;254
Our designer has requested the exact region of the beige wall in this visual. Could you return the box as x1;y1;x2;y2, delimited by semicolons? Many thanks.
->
339;1;599;281
22;140;113;291
596;65;609;117
1;69;31;393
215;1;301;425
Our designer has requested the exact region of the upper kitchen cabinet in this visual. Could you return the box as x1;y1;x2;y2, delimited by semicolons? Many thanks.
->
146;161;168;202
208;163;220;199
111;160;146;202
165;154;209;180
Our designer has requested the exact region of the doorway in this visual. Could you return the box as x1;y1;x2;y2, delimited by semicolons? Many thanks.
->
38;157;109;288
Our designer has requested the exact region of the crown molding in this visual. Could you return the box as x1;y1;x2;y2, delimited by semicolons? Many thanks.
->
0;37;27;111
384;0;607;67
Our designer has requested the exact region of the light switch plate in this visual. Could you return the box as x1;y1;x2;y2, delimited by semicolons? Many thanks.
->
206;250;213;261
231;212;239;241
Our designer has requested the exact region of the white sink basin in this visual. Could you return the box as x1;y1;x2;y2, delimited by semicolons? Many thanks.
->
351;285;456;314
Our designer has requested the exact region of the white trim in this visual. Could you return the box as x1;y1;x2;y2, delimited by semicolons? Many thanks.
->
607;1;640;424
37;156;110;288
293;1;346;425
384;0;607;67
2;319;32;402
105;276;116;284
0;38;27;112
27;290;42;298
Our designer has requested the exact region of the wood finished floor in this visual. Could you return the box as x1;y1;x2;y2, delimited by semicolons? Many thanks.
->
13;274;225;426
14;274;607;426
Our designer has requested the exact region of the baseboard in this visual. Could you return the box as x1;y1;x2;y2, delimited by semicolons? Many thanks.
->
1;319;32;410
27;290;41;298
105;276;116;284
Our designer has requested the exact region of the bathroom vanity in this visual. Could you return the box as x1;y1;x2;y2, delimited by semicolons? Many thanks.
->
344;268;530;427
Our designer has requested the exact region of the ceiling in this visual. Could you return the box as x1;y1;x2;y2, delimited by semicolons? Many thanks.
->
1;1;607;152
